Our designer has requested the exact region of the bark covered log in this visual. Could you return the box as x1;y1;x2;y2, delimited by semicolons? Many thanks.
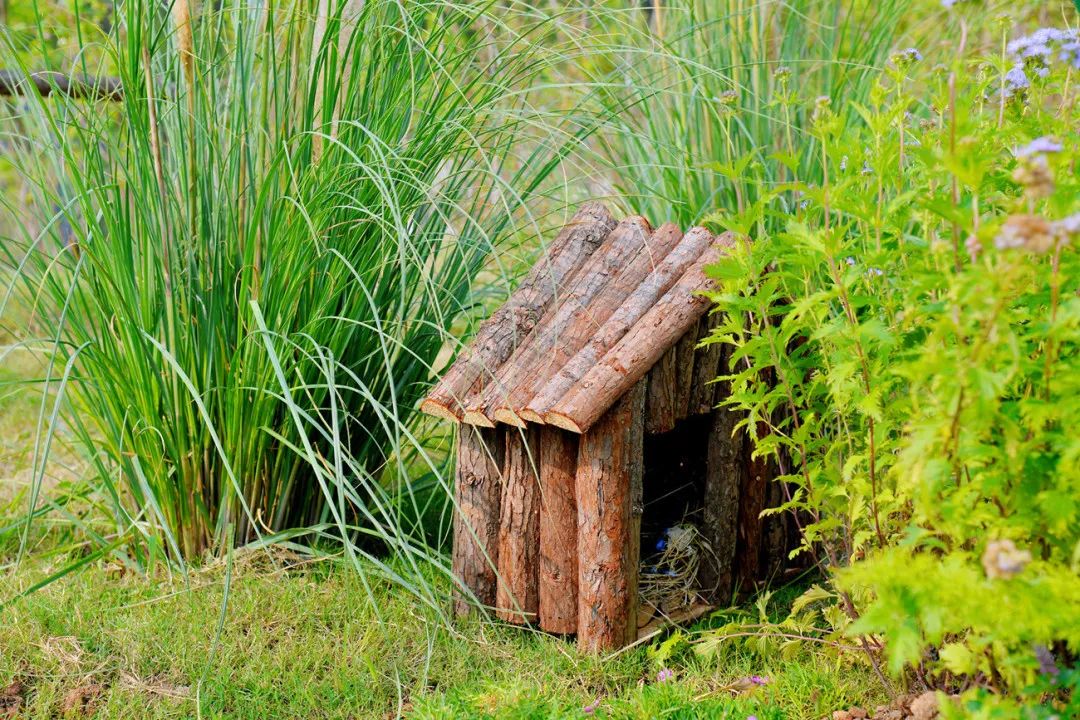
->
421;203;616;422
545;241;729;435
495;427;542;624
687;313;723;415
697;347;741;602
761;464;788;579
529;229;723;429
736;426;770;591
644;346;677;434
452;426;505;616
464;216;654;427
538;427;579;634
576;380;646;653
503;222;684;425
672;330;697;421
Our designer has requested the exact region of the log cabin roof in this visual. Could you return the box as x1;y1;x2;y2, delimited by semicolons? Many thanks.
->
420;203;732;434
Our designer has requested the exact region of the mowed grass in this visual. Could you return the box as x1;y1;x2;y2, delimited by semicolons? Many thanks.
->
0;552;885;720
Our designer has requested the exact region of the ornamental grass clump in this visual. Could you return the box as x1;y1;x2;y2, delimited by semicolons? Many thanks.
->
697;9;1080;716
0;0;575;601
584;0;907;228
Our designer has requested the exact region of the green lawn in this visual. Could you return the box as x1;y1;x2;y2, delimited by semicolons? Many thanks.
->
0;552;885;719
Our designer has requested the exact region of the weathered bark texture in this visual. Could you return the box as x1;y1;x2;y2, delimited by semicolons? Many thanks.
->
545;244;727;434
526;227;718;425
464;216;653;427
452;426;505;616
761;466;788;579
625;396;646;643
644;346;677;434
736;428;769;591
495;427;542;624
672;330;697;421
421;203;615;422
687;313;723;415
698;399;742;603
493;221;678;425
576;381;646;653
538;427;579;634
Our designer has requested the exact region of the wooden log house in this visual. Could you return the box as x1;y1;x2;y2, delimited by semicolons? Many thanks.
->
420;203;790;652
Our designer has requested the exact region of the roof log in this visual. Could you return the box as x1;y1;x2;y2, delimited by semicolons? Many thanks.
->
420;202;616;422
460;215;655;426
544;240;729;434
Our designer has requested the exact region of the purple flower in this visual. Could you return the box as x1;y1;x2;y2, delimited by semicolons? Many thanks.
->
844;256;857;266
1016;136;1063;158
867;267;884;278
583;698;601;714
749;675;771;686
1005;66;1029;89
657;668;675;683
1036;645;1060;678
1055;213;1080;236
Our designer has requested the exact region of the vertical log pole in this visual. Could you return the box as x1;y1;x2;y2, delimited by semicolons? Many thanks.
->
688;313;723;415
644;346;677;434
452;426;505;616
698;347;741;603
736;428;769;591
672;331;696;422
496;427;542;624
539;427;579;634
576;381;646;653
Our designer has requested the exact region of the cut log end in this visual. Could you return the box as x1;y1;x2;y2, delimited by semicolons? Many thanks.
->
543;412;583;434
462;409;496;428
492;408;527;428
419;399;461;423
517;408;546;424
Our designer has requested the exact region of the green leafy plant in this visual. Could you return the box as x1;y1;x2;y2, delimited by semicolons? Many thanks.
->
702;10;1080;715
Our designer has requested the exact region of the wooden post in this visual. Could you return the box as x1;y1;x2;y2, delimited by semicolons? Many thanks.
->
672;330;697;422
576;381;646;653
644;346;677;434
495;427;542;624
452;426;505;616
421;203;615;422
761;467;788;579
737;423;770;591
538;428;579;634
687;313;723;415
698;346;741;602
